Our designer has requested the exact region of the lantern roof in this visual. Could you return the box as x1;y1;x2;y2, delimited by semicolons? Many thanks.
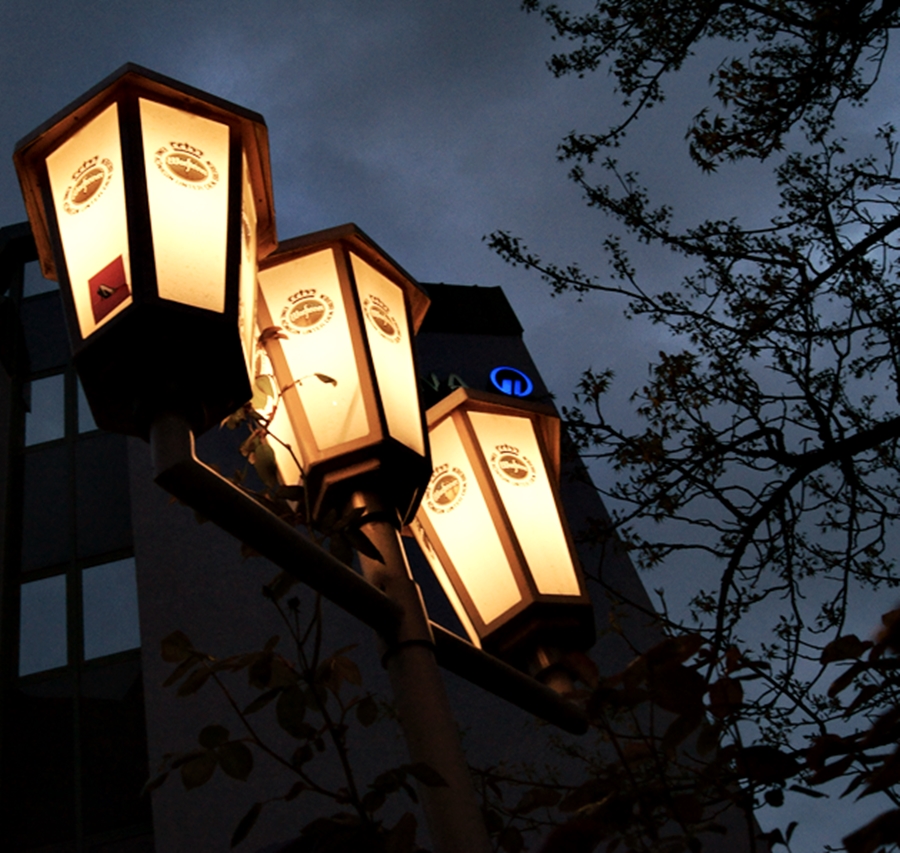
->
14;62;277;282
260;223;431;333
425;387;562;478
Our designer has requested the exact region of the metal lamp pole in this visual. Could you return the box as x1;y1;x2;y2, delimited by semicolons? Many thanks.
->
350;491;491;853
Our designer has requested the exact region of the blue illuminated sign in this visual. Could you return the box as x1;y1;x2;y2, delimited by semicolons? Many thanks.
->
490;366;533;398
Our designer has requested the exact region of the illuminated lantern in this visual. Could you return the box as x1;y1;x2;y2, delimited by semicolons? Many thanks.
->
13;63;276;437
410;389;594;668
255;223;431;522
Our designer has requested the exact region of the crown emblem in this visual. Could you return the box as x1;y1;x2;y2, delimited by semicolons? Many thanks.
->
169;141;204;158
71;157;99;181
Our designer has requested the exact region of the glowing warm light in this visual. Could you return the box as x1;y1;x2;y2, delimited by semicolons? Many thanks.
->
15;63;278;438
253;225;431;522
140;99;229;312
412;389;591;658
469;411;580;596
411;517;482;648
45;103;131;338
418;414;523;624
258;249;369;452
351;252;425;456
238;152;259;377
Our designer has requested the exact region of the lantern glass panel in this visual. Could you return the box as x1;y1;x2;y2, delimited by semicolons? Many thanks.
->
421;416;522;624
351;252;424;455
237;152;258;375
46;102;132;339
469;411;581;596
258;249;369;450
139;98;229;312
411;517;482;648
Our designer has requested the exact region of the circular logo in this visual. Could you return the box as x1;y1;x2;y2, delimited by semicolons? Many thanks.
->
490;444;536;486
154;142;219;189
363;295;401;343
281;289;335;335
63;157;113;214
425;463;467;514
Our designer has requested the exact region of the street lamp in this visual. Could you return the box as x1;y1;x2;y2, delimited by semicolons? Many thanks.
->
255;223;431;522
410;389;594;681
13;67;587;853
13;63;276;437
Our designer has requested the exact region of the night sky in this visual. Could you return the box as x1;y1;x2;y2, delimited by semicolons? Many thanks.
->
3;2;898;849
0;0;732;413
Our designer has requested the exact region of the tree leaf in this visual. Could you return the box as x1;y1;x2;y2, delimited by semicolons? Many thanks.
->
386;812;417;853
499;826;525;853
163;656;199;688
292;744;314;768
362;789;386;813
218;741;253;781
161;630;193;662
821;634;872;665
332;654;362;689
356;694;378;727
243;687;281;715
198;724;230;748
828;660;867;697
696;721;721;756
284;781;307;801
787;785;827;798
252;440;279;489
647;664;705;716
514;786;562;814
735;745;801;785
560;651;600;689
230;802;262;848
661;713;702;754
258;325;287;345
141;771;169;796
404;762;448;787
181;751;217;789
328;534;354;567
844;808;900;853
276;685;307;737
177;667;212;697
275;484;306;501
254;374;274;399
708;676;743;719
314;372;338;385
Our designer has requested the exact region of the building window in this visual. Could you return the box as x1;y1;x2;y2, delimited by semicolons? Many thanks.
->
25;373;65;446
19;574;68;676
23;260;57;297
82;557;141;660
77;376;98;433
19;558;141;676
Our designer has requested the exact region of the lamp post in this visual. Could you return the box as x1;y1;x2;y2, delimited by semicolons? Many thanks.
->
253;225;489;851
410;388;594;688
14;65;589;853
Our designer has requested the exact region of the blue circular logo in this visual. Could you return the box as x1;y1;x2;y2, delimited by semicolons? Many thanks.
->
490;366;534;398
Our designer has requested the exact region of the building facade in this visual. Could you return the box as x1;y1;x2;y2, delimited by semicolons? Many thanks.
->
0;221;664;852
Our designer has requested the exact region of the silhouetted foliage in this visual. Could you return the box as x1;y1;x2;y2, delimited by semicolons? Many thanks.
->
484;2;900;850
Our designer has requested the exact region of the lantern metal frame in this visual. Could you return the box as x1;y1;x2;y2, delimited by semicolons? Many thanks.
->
257;223;431;524
412;388;595;668
13;63;277;438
